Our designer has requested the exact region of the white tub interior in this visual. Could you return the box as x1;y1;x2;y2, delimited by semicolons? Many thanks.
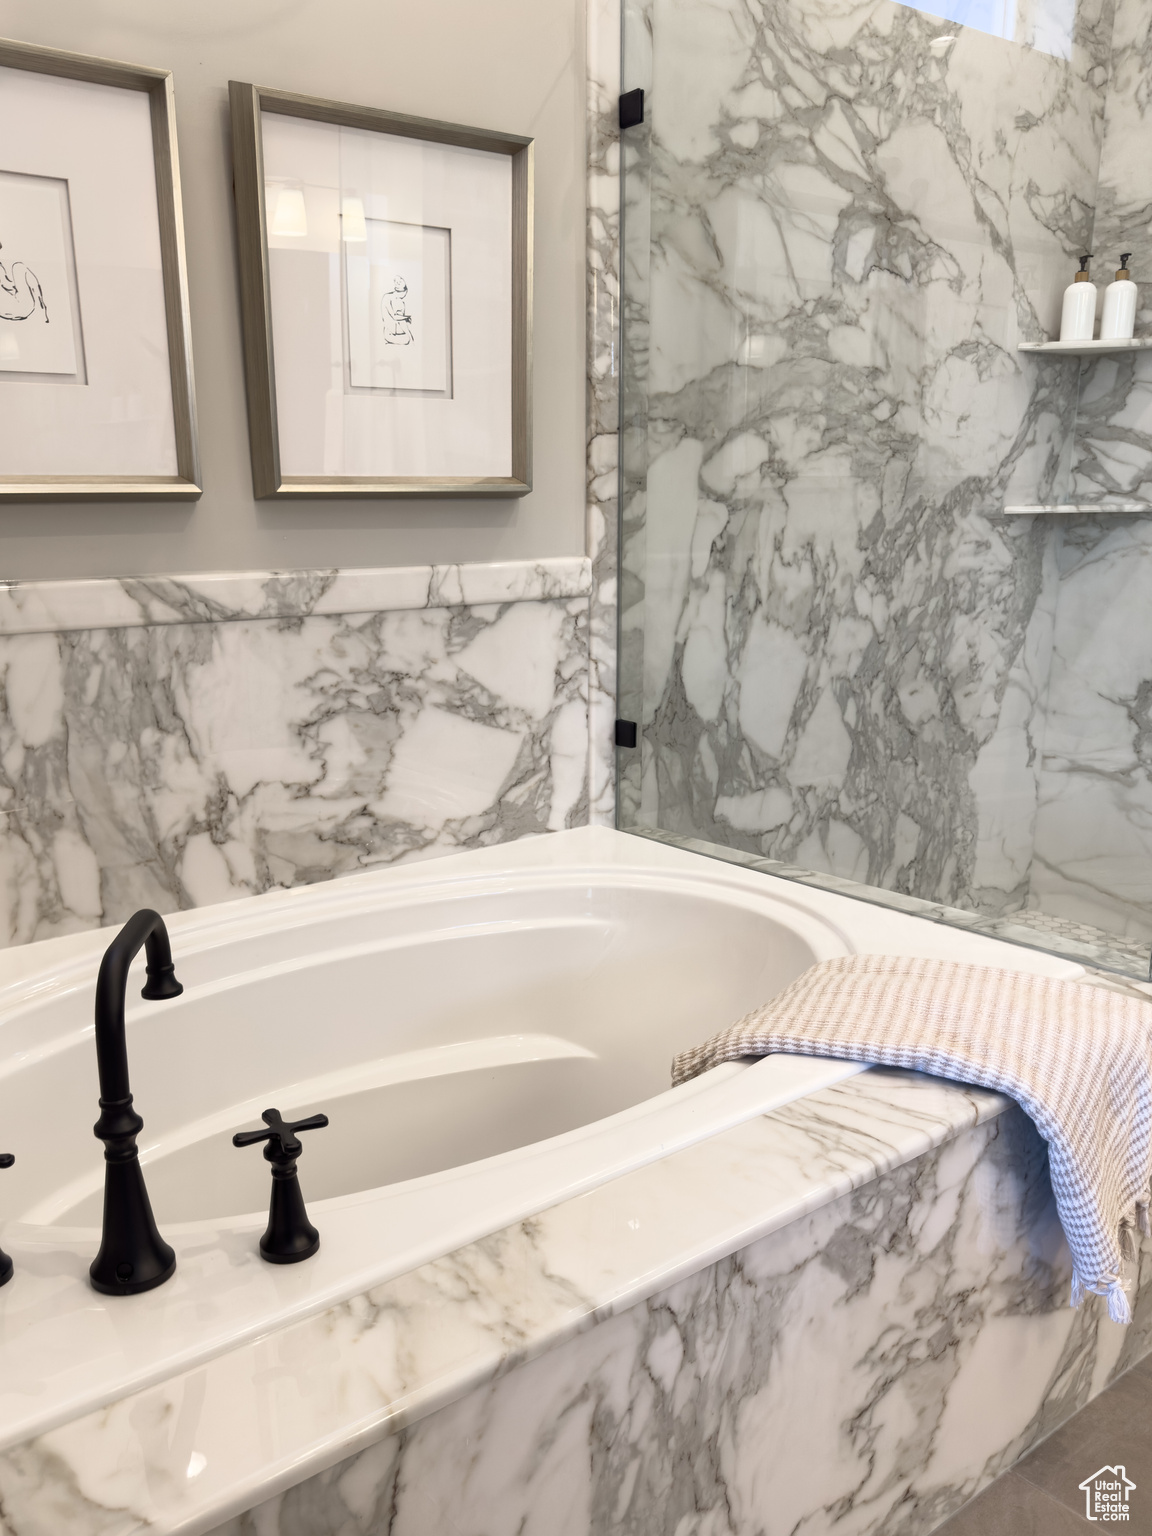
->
1;871;846;1228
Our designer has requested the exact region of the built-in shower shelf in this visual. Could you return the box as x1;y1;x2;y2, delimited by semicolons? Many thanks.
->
1002;502;1152;515
1006;339;1152;512
1018;338;1152;356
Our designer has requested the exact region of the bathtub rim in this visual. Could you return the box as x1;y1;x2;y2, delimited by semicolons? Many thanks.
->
0;826;1090;1472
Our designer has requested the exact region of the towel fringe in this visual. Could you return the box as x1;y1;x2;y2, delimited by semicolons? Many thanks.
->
1120;1221;1136;1262
1071;1267;1132;1324
1108;1278;1133;1325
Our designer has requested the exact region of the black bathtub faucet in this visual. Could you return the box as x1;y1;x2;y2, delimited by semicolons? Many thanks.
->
89;909;183;1296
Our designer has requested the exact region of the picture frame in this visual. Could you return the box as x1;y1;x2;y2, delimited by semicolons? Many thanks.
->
0;37;200;501
228;83;533;499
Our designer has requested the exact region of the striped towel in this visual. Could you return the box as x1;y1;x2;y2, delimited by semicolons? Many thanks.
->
671;954;1152;1323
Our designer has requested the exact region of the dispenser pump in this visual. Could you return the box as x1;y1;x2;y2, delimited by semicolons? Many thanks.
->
1101;252;1138;341
1060;253;1098;341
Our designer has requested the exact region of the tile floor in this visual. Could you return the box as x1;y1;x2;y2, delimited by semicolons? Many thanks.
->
936;1352;1152;1533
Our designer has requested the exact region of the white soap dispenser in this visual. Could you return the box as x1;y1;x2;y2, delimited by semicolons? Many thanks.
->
1100;253;1137;341
1060;254;1097;342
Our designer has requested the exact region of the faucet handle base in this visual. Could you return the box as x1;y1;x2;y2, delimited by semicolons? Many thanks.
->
259;1165;320;1264
89;1152;176;1295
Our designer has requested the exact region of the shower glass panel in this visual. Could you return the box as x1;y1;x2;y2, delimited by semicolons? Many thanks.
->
617;0;1152;980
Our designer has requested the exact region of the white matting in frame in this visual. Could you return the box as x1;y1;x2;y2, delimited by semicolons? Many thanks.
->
0;169;85;380
345;217;452;396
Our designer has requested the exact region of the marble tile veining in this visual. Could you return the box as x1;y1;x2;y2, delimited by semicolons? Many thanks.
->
617;0;1115;922
0;1065;1144;1536
202;1083;1146;1536
1030;520;1152;941
0;563;591;948
0;557;591;635
611;0;1152;968
1028;0;1152;943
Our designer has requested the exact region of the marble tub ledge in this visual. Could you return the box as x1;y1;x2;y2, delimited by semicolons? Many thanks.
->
0;555;594;636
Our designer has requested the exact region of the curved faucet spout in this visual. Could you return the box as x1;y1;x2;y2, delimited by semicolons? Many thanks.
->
94;908;183;1107
90;909;183;1297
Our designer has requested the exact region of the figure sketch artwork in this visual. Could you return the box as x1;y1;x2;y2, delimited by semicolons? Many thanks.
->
0;170;83;379
344;217;452;396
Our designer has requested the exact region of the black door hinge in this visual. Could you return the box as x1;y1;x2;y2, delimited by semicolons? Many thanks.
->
619;89;644;130
614;719;638;748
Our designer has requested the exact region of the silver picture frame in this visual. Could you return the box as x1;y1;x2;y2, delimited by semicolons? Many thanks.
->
229;82;533;499
0;37;200;502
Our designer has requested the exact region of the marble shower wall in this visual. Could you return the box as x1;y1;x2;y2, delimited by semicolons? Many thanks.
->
1029;523;1152;940
0;561;591;948
1028;0;1152;942
1069;0;1152;509
619;0;1116;916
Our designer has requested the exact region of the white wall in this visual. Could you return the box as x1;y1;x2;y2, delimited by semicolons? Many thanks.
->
0;0;587;578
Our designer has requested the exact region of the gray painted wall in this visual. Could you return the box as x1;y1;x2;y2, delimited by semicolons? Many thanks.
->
0;0;587;579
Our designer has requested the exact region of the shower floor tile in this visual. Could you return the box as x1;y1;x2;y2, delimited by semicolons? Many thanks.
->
994;907;1152;975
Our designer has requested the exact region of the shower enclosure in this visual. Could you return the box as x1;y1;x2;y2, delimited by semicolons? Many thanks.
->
615;0;1152;979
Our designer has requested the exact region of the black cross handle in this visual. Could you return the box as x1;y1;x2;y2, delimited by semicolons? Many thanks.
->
0;1152;14;1288
232;1109;328;1264
233;1108;329;1162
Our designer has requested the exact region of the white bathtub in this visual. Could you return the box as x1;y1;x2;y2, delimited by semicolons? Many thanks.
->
0;826;1084;1449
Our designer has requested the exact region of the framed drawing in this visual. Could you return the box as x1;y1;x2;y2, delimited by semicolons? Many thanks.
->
0;38;199;500
228;82;533;498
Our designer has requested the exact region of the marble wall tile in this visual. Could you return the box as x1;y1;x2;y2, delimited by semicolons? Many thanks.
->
0;594;589;948
1069;0;1152;507
618;0;1115;916
1030;519;1152;940
1021;0;1152;943
587;0;623;827
209;1106;1148;1536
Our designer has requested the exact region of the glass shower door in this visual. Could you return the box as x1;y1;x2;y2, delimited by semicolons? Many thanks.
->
616;0;1152;980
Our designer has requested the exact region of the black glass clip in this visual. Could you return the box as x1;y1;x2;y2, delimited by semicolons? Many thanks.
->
619;89;645;130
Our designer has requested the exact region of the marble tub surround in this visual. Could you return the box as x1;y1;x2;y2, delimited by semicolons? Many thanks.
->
0;826;1115;1536
4;1072;1142;1536
210;1126;1148;1536
615;0;1122;929
0;827;1086;1443
0;557;592;949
